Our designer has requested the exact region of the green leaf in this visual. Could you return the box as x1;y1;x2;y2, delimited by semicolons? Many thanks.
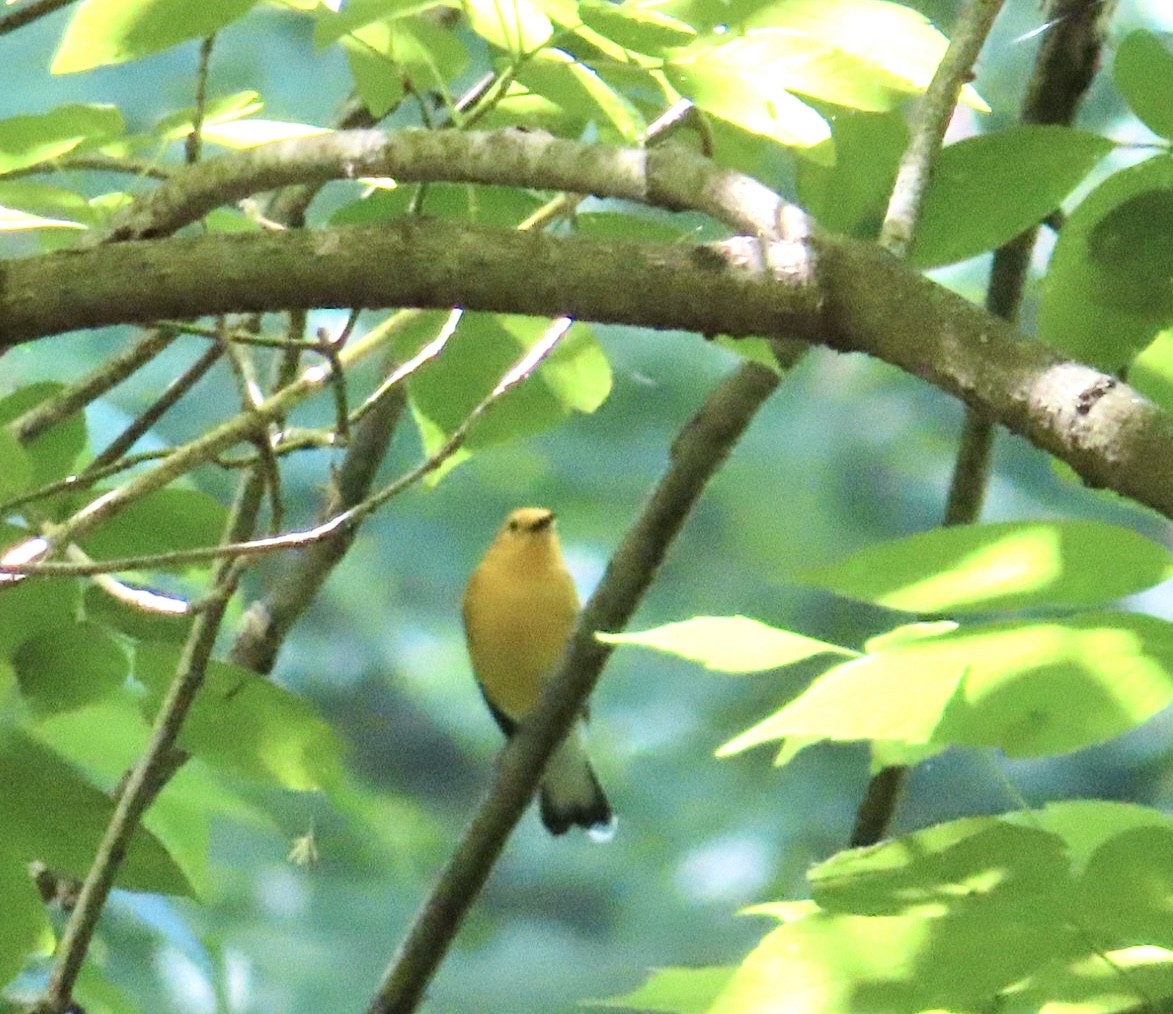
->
721;612;1173;759
154;90;265;141
1039;155;1173;372
463;0;553;55
795;108;907;239
1115;30;1173;141
0;382;88;489
14;621;129;714
342;16;468;119
576;0;698;55
134;644;346;790
810;817;1070;914
403;312;611;476
910;126;1113;268
799;520;1173;613
514;48;644;142
591;966;735;1012
598;616;855;673
312;0;450;47
0;426;32;502
0;728;193;895
0;564;81;656
1075;827;1173;950
77;487;229;563
82;583;192;644
1131;327;1173;416
0;104;124;175
664;38;832;148
34;698;264;899
0;859;49;992
737;0;988;111
53;0;261;73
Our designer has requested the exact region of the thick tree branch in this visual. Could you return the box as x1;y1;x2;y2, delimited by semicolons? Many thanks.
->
367;359;782;1014
4;222;1173;526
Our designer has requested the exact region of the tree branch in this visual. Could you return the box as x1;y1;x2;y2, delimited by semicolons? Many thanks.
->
101;128;808;241
367;359;782;1014
5;222;1173;526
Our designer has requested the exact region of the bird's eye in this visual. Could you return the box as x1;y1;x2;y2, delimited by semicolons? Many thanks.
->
508;519;521;532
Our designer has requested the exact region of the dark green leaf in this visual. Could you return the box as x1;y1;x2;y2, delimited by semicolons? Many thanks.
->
1115;30;1173;141
135;644;346;790
14;622;129;714
0;728;193;895
910;126;1113;268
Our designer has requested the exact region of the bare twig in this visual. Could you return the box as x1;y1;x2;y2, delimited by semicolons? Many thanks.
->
2;321;575;579
367;359;781;1014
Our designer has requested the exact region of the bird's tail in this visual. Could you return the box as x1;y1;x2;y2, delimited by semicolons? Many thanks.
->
540;724;615;841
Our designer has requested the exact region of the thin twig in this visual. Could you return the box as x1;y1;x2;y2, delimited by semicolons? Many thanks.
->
9;328;178;445
2;322;575;579
879;0;1006;256
185;35;216;166
88;342;225;471
367;358;781;1014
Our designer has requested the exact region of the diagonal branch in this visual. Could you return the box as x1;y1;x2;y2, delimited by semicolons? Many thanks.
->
367;357;784;1014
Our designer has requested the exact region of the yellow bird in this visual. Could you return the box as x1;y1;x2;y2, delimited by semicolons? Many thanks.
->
462;507;614;839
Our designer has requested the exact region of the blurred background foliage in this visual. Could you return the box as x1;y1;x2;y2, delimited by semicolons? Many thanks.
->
6;1;1173;1012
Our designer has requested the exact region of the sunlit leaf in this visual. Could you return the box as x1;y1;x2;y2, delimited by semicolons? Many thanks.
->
0;382;88;489
53;0;260;73
0;104;124;175
593;966;735;1012
464;0;553;55
77;487;228;563
720;612;1173;759
598;616;855;673
799;520;1173;613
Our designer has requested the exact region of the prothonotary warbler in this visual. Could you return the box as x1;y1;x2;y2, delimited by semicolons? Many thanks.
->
462;507;614;839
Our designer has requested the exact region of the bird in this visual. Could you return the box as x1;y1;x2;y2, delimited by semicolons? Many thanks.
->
462;507;614;839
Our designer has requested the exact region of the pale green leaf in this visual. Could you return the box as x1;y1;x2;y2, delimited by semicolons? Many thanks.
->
464;0;552;55
0;104;124;175
53;0;260;73
800;520;1173;613
199;119;331;149
598;616;855;673
589;966;734;1012
722;612;1173;759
